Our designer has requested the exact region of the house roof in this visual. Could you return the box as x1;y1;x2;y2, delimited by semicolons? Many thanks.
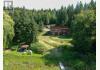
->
21;45;29;48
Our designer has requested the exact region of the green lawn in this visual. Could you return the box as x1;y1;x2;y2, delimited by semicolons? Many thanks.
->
4;51;60;70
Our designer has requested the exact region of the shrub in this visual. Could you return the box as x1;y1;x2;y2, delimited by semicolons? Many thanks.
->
72;10;96;53
30;43;46;54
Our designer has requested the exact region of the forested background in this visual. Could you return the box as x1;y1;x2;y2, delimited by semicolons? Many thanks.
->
4;0;96;54
3;0;96;70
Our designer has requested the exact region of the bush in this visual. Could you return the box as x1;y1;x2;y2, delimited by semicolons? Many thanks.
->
30;43;47;54
10;45;19;51
72;10;96;53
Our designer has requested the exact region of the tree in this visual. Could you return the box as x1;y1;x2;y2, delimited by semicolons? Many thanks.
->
88;0;96;10
56;6;68;25
72;10;96;53
75;1;84;14
84;3;89;10
38;21;44;32
30;11;38;42
67;5;74;28
3;12;14;48
13;7;38;45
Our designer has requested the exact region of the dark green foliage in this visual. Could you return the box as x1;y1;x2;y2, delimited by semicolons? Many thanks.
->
67;5;74;28
58;45;96;70
83;0;96;11
32;21;38;43
30;43;47;54
88;0;96;10
74;1;84;14
13;7;38;44
72;10;96;53
56;6;68;25
38;21;44;32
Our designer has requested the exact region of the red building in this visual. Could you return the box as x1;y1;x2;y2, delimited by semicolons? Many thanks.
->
50;26;69;35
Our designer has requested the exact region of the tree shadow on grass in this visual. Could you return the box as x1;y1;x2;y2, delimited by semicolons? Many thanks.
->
42;45;72;66
42;45;96;70
57;35;72;39
60;45;96;70
43;31;52;36
42;48;60;66
43;31;72;39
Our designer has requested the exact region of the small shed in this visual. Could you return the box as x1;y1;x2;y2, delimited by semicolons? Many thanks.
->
18;42;29;52
50;26;69;35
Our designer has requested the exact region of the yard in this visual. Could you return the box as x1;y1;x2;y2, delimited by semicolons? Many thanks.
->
4;51;60;70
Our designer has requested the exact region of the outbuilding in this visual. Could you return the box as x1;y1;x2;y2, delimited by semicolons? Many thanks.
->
50;26;69;35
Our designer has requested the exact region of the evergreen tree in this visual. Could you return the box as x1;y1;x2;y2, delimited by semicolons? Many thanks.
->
56;6;68;25
67;5;74;27
75;1;83;14
88;0;96;10
38;21;44;32
13;7;38;45
72;10;96;53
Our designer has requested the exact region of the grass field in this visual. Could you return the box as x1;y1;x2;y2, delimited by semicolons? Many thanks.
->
4;51;60;70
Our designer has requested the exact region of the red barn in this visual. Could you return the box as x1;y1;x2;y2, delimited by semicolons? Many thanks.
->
50;26;69;35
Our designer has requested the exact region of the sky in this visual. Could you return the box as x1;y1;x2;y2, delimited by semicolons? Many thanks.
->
12;0;93;10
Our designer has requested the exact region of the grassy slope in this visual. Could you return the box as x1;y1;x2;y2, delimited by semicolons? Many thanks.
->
38;28;72;49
